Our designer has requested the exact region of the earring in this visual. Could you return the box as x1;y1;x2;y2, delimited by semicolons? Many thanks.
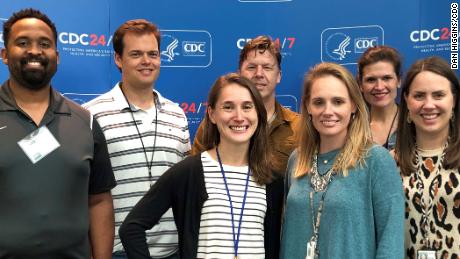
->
452;111;456;122
308;114;312;121
351;113;356;120
407;111;412;124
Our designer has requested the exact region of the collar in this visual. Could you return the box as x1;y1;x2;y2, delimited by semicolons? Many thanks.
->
110;82;165;112
0;80;71;115
272;101;293;123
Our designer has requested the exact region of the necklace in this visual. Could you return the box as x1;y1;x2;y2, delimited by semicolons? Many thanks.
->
370;106;398;149
383;107;398;149
306;151;339;258
413;142;447;248
310;153;336;192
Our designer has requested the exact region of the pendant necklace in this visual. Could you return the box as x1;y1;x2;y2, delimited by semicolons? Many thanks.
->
306;150;341;258
414;142;447;249
310;153;336;192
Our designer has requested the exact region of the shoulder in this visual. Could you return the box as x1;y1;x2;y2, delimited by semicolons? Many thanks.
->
268;175;284;189
279;106;301;135
366;144;395;162
82;88;119;114
287;149;299;164
267;175;284;200
280;105;300;122
58;93;92;126
285;149;299;180
165;155;202;177
156;91;187;120
62;95;88;114
175;154;202;169
362;145;399;177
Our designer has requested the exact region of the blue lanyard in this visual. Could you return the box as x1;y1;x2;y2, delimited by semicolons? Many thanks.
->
215;147;251;258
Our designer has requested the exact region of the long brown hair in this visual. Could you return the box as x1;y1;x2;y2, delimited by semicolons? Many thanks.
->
295;62;372;177
396;56;460;175
202;73;272;185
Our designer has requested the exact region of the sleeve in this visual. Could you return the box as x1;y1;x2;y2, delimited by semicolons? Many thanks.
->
370;146;405;259
265;177;284;259
191;120;206;155
89;118;116;194
118;164;178;259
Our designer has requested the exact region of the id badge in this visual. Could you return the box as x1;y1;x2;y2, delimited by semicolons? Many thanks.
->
305;239;317;259
17;126;60;164
417;249;436;259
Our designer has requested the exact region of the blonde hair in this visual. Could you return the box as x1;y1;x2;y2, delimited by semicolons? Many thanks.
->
294;62;373;177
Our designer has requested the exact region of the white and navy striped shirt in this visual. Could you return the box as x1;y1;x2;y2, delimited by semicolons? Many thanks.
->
197;152;266;259
84;83;190;257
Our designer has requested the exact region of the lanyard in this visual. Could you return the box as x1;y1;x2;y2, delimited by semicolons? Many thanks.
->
308;177;333;248
120;87;158;185
383;108;398;149
215;147;251;259
370;106;398;149
307;152;336;259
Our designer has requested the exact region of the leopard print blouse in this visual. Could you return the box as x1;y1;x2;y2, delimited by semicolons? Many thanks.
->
402;147;460;259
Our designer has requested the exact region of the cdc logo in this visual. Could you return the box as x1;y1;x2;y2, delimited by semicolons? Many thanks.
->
182;41;206;56
355;37;378;53
409;28;450;42
161;30;212;68
321;25;384;65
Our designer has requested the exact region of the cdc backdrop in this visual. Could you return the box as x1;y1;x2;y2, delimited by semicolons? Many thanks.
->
0;0;456;138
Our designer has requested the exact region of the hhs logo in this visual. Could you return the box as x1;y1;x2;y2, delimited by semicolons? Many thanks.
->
321;25;384;65
160;30;212;68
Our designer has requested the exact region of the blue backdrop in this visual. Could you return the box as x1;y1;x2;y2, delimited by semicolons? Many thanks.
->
1;0;456;138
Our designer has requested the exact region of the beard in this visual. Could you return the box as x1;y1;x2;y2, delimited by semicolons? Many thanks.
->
9;55;57;91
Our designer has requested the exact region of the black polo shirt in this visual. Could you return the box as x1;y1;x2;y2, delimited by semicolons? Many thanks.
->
0;81;116;258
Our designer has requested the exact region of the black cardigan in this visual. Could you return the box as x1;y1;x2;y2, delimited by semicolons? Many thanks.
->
119;154;284;259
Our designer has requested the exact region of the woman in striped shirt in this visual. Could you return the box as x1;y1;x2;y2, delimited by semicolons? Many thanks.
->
120;73;283;259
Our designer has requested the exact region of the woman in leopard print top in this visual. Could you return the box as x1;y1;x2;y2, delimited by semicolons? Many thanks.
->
395;56;460;259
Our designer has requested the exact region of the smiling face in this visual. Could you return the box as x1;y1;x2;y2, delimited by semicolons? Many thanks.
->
307;75;356;147
360;61;400;109
208;83;258;149
115;32;160;91
1;18;59;90
405;71;455;141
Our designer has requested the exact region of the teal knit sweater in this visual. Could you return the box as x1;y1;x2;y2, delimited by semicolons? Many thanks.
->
280;145;404;259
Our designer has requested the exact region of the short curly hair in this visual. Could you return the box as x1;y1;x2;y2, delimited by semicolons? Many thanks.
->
3;8;57;47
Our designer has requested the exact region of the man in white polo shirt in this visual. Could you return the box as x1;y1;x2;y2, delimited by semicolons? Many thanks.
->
84;19;190;259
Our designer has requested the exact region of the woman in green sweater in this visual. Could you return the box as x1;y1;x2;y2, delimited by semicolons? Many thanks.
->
280;62;404;258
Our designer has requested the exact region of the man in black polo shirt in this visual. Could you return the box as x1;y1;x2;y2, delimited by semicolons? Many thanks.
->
0;8;116;258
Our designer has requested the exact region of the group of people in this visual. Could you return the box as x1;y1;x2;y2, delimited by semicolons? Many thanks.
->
0;7;459;259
